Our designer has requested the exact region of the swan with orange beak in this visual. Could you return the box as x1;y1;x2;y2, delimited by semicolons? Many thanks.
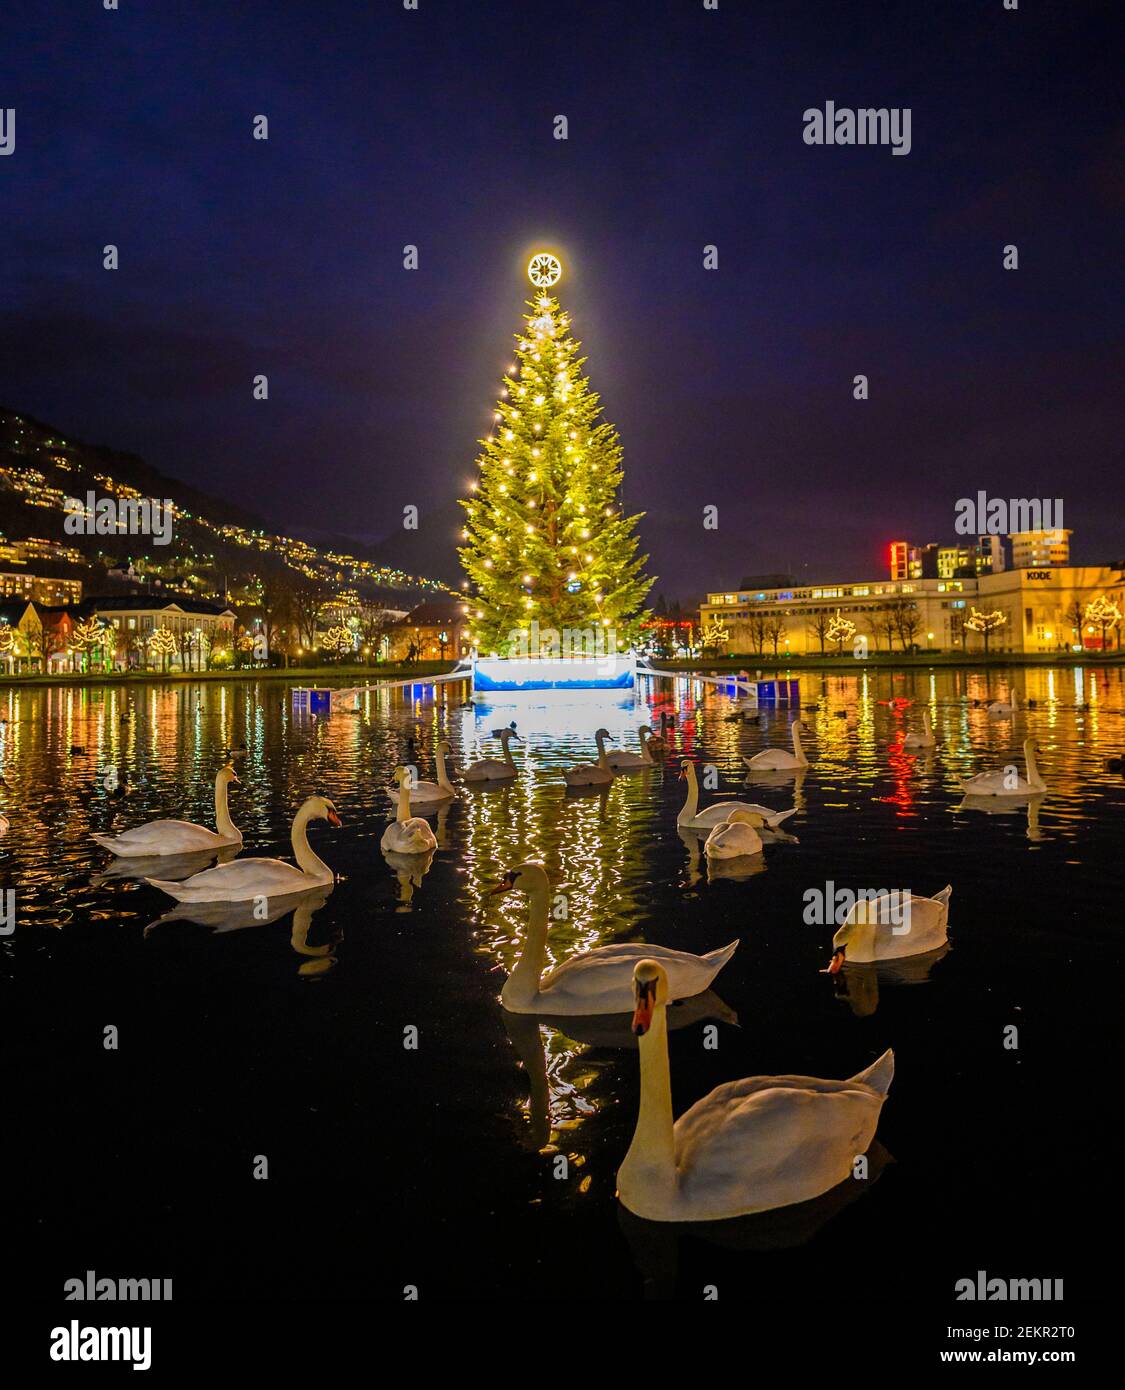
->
147;795;341;903
619;959;894;1222
826;886;952;973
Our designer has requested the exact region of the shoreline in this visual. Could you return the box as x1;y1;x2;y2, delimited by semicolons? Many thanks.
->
0;662;464;688
656;652;1124;673
1;651;1123;689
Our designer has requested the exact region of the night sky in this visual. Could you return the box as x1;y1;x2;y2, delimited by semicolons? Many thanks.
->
2;0;1122;599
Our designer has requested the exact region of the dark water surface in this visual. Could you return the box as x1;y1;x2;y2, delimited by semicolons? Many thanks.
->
12;666;1125;1305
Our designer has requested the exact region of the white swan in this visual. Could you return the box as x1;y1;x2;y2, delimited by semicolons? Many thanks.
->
461;728;520;782
605;726;657;769
744;720;810;771
381;767;439;854
704;809;765;860
960;738;1045;796
988;690;1019;718
493;862;738;1014
91;764;242;856
146;795;340;902
563;728;615;786
617;960;894;1222
828;886;951;969
902;710;935;749
676;760;796;830
385;740;457;802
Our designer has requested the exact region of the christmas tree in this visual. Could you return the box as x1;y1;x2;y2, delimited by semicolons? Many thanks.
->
459;257;651;656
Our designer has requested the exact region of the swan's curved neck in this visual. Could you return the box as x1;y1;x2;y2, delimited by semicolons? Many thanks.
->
291;803;331;878
502;885;550;1007
1024;742;1045;789
595;731;610;769
677;763;699;821
619;1002;677;1198
500;732;516;769
435;744;456;792
396;779;412;822
923;710;932;735
792;723;805;759
639;730;653;763
214;774;237;838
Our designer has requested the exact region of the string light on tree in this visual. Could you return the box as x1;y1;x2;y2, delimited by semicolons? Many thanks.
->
964;606;1008;654
148;626;177;670
324;625;353;656
826;610;857;653
1085;594;1121;650
459;259;652;655
701;618;730;652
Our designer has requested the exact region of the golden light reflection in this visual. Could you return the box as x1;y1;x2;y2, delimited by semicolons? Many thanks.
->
4;664;1125;1145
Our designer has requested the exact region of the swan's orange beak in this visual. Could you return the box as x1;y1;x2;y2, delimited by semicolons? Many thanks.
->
632;980;656;1036
827;947;846;974
327;807;342;827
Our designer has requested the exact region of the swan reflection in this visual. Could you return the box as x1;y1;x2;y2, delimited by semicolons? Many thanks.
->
144;886;337;975
707;852;768;883
91;843;240;884
382;847;436;909
957;792;1047;842
502;994;739;1150
831;943;951;1017
616;1141;894;1299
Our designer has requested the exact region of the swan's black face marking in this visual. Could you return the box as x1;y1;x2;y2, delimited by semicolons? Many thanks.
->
488;868;519;897
632;976;658;1035
325;801;342;827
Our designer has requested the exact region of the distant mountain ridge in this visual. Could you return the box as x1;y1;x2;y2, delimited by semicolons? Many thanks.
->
0;406;452;602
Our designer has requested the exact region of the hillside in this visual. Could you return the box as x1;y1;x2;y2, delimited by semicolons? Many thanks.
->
0;407;453;608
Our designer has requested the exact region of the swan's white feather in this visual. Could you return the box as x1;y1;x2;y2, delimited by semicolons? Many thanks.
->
671;1069;890;1220
462;759;516;781
534;940;738;1015
93;818;229;856
381;818;438;853
147;857;321;902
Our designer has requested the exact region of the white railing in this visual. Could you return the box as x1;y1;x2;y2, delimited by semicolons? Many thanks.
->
636;665;755;695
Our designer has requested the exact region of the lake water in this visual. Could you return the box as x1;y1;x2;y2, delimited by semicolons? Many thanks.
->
11;665;1124;1308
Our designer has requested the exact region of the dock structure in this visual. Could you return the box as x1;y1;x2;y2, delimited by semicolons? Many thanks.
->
293;661;794;714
